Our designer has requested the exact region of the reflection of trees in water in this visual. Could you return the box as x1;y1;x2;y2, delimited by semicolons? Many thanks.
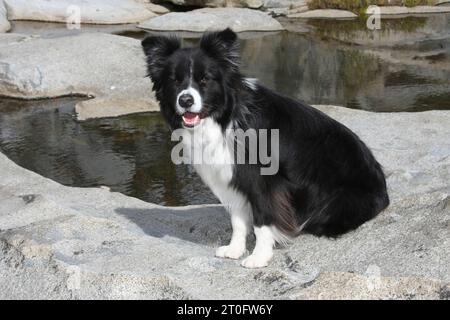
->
307;16;429;45
241;32;384;107
240;30;449;111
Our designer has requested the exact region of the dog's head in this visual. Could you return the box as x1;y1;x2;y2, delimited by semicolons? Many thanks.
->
142;28;241;129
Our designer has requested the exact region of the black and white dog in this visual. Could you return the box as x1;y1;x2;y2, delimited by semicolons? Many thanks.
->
141;28;389;268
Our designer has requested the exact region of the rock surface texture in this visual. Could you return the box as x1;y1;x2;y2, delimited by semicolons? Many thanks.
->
1;106;449;299
3;0;159;24
138;8;284;32
0;33;158;120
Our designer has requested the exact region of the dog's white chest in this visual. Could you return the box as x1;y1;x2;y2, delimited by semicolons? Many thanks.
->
181;119;238;206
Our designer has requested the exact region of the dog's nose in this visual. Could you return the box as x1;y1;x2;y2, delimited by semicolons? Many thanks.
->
178;94;194;109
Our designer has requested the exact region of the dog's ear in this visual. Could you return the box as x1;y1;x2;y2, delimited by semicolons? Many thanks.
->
141;36;181;84
200;28;240;72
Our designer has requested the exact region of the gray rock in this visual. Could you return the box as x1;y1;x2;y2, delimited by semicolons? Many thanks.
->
288;9;357;19
9;20;142;38
0;0;10;33
161;0;308;9
4;0;158;24
0;33;158;120
144;2;170;14
161;0;263;8
378;5;450;15
1;106;449;299
263;0;306;8
138;8;284;32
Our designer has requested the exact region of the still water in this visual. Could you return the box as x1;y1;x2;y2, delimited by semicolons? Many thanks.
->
1;15;449;205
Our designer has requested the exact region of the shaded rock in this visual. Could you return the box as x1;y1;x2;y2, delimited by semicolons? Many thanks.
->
138;8;284;32
1;106;449;299
0;33;158;120
4;0;158;24
288;9;357;19
0;0;10;33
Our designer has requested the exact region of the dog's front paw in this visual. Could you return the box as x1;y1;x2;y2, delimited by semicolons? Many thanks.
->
215;245;245;260
241;254;271;269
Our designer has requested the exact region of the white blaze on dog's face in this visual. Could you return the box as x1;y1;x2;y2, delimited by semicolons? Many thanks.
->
141;29;241;130
176;87;203;127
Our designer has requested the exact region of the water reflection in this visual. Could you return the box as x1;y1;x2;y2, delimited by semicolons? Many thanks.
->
239;30;450;111
0;98;217;206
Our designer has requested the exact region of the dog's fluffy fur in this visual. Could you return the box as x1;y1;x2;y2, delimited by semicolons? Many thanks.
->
142;29;389;268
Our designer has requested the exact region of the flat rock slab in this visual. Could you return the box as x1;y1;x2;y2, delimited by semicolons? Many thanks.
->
4;0;159;24
161;0;263;8
0;33;158;120
288;9;357;19
378;5;450;15
0;0;9;32
139;8;284;32
1;106;449;299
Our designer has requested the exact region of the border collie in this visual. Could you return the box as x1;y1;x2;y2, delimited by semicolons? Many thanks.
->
141;28;389;268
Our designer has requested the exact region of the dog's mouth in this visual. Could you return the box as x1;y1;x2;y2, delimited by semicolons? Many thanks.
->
182;111;202;128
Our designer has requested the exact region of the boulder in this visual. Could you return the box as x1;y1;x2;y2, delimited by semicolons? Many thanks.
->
3;0;159;24
144;2;170;14
288;9;357;19
0;33;158;120
139;8;284;32
0;0;10;33
0;106;449;299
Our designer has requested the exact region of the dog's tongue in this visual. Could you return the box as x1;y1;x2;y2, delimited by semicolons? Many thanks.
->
182;112;201;126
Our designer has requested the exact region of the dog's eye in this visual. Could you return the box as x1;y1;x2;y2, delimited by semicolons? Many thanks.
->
171;76;181;85
200;77;208;85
